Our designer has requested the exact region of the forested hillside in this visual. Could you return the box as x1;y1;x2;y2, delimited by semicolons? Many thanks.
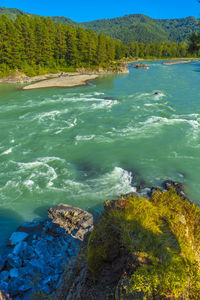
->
0;11;197;78
0;14;125;76
0;7;75;25
81;15;200;44
0;7;34;20
0;7;199;44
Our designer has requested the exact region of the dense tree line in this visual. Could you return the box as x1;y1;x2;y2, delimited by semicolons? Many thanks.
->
0;14;125;75
127;41;190;58
0;14;195;76
188;32;200;55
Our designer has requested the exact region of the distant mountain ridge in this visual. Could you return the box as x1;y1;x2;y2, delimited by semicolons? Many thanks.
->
0;7;199;43
0;7;34;19
81;14;200;43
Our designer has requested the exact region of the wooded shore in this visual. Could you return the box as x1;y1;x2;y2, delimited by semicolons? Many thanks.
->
0;63;129;89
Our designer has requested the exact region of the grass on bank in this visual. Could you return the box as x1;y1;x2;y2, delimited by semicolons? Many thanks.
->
0;63;77;78
0;60;126;78
0;57;198;79
88;188;200;299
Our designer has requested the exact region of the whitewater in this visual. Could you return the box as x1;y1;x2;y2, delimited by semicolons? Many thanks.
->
0;60;200;248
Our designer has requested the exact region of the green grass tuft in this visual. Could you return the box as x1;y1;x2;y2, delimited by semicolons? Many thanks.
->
88;188;200;299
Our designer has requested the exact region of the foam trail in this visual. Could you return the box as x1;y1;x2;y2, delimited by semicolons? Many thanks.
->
1;148;12;156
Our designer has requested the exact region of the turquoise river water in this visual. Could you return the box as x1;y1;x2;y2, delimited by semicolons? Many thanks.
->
0;60;200;249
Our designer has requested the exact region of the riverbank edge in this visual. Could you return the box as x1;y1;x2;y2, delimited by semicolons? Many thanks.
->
0;180;199;299
0;58;198;88
0;63;129;86
55;180;200;300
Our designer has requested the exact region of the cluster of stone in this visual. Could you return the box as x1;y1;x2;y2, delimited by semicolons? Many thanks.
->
0;204;93;300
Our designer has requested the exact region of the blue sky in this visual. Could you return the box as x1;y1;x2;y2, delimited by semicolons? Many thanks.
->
1;0;199;21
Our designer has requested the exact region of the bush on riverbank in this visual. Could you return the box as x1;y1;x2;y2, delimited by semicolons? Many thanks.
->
88;188;200;299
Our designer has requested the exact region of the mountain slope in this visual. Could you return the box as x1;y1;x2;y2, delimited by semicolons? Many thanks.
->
0;7;26;20
51;16;77;26
0;7;75;25
0;7;199;43
81;14;200;43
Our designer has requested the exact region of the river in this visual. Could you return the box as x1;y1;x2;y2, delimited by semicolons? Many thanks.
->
0;60;200;248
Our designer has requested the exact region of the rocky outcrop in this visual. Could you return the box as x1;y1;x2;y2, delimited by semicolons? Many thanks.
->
134;64;150;69
0;204;93;299
56;182;200;299
48;204;94;240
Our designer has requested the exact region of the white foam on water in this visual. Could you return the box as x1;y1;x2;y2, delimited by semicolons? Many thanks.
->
169;114;200;142
67;118;77;128
141;116;200;129
152;92;166;100
19;112;32;120
16;159;58;188
58;167;136;198
107;114;200;140
94;135;113;143
23;180;35;191
54;118;78;134
75;135;95;142
52;117;78;134
91;99;118;110
24;179;34;186
79;93;93;97
94;92;105;96
134;91;166;101
1;148;12;156
144;103;155;107
38;156;66;163
63;179;89;193
34;108;69;122
88;167;136;196
144;103;173;110
136;92;152;99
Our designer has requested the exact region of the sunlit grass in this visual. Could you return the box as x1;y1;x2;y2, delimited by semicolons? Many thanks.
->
88;188;200;299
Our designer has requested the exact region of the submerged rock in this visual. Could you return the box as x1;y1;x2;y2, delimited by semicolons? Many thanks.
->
163;180;187;198
0;204;93;299
8;232;29;246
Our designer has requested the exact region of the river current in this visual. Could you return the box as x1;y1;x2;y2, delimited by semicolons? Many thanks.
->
0;60;200;248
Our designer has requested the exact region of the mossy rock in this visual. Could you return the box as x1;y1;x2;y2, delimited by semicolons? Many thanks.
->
88;187;200;299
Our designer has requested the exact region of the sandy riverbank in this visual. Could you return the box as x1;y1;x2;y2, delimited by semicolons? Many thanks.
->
163;60;192;65
22;74;99;90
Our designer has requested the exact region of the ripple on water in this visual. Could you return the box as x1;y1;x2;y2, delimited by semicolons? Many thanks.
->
0;62;200;248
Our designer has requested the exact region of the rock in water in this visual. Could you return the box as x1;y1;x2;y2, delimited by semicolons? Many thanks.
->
0;204;93;300
8;232;29;246
48;204;94;240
